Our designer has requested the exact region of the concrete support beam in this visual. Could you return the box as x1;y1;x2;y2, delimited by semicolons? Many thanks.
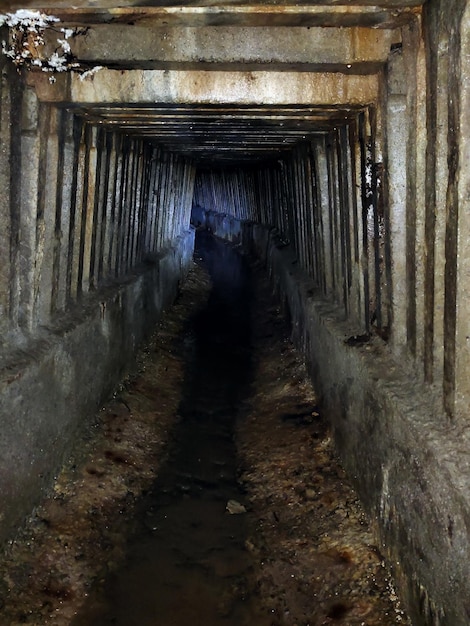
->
52;110;75;313
68;119;86;302
27;70;379;108
34;106;60;326
314;137;333;296
90;128;109;289
2;3;423;30
386;63;408;352
0;58;14;333
111;137;126;278
336;125;353;317
410;29;427;368
100;133;118;279
69;25;393;71
3;1;425;11
326;132;342;305
79;125;98;293
453;3;470;418
18;87;41;331
144;150;157;255
349;120;367;331
427;13;448;389
118;138;134;276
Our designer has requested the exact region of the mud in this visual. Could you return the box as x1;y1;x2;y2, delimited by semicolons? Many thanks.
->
0;233;409;626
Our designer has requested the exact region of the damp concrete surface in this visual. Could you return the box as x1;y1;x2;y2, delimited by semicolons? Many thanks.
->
0;232;409;625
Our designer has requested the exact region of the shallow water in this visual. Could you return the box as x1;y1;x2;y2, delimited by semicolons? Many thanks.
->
72;232;267;626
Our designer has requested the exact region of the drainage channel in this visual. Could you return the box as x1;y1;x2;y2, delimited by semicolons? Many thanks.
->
71;231;267;625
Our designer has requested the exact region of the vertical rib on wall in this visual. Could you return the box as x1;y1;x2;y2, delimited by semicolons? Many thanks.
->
0;73;196;543
384;8;470;420
0;56;18;335
2;89;195;335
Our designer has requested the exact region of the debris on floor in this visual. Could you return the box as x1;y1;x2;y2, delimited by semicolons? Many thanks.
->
226;500;247;515
0;238;409;626
236;261;409;625
0;265;212;625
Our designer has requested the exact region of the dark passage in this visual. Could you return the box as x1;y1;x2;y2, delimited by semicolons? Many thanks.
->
72;232;266;625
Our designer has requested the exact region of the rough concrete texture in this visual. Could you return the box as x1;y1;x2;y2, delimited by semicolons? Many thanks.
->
71;71;381;108
0;2;425;29
0;2;468;625
0;229;194;545
69;25;393;70
205;210;470;626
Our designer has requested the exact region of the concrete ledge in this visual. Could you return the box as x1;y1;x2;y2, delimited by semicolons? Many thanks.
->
206;210;470;626
0;229;194;544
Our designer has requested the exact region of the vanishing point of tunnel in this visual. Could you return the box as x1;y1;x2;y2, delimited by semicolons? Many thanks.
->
1;0;470;625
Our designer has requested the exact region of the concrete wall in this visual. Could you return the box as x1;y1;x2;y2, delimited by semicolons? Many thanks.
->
0;58;197;544
206;210;470;626
0;230;194;544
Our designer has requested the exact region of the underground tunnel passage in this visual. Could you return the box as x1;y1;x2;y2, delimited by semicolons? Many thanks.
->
1;0;470;624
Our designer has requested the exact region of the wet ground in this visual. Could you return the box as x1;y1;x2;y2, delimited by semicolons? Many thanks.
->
0;232;409;626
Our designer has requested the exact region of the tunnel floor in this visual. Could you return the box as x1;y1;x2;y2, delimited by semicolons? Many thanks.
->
0;234;408;625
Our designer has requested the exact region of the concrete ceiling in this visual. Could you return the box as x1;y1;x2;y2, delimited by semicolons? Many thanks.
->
32;67;379;164
71;103;364;164
10;1;422;165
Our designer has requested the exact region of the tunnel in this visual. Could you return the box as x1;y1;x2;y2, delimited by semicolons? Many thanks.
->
1;0;470;624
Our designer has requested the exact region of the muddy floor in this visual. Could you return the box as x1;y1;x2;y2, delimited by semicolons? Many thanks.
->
0;233;409;625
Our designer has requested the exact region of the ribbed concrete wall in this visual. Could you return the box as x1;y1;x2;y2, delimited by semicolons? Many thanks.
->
0;61;196;543
194;116;387;339
191;25;470;615
1;3;469;624
0;68;195;335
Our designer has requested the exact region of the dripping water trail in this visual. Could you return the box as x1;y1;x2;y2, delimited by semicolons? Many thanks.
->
72;231;266;625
